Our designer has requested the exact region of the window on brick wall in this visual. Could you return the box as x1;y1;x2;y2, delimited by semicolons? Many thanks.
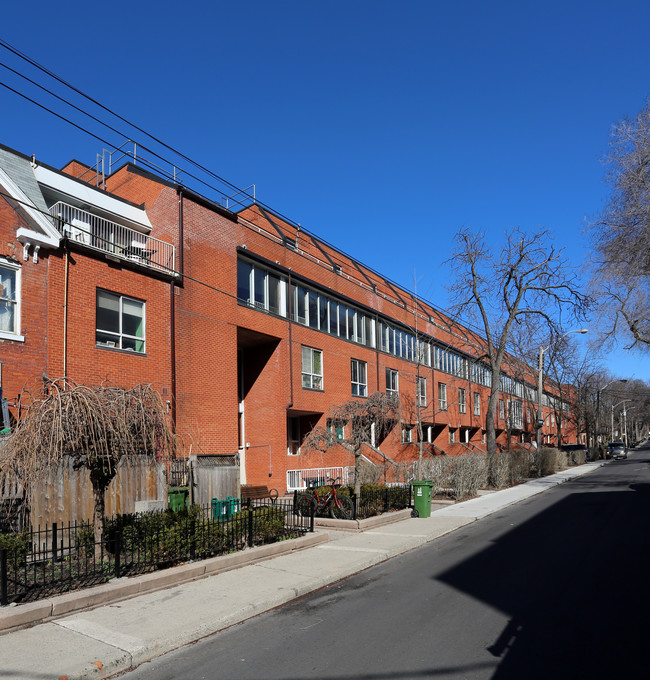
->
301;346;323;390
458;388;466;414
386;368;399;397
351;359;367;397
417;377;427;407
96;289;145;353
438;382;447;410
402;424;414;443
0;259;21;339
473;392;480;416
287;416;301;455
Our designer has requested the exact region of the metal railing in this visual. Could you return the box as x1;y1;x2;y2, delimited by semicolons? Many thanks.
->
49;202;176;275
0;499;310;605
286;466;353;492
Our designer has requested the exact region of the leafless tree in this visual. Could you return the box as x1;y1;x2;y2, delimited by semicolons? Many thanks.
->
303;392;401;505
446;227;588;456
0;378;177;550
591;98;650;349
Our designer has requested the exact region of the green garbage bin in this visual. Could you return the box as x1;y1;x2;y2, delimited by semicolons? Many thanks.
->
211;498;228;520
168;486;189;512
411;480;434;518
226;496;240;518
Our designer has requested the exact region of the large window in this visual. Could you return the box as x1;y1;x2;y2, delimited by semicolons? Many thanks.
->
438;383;447;410
0;261;20;337
238;260;286;316
351;359;367;397
301;346;323;390
96;290;145;353
386;368;399;397
379;321;431;367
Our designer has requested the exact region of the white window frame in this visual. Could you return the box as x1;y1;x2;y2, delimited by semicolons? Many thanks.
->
438;382;447;411
0;259;23;341
386;368;399;397
96;289;145;353
301;346;323;390
351;359;367;397
458;388;466;414
417;377;427;407
402;424;413;443
473;392;480;416
327;418;345;442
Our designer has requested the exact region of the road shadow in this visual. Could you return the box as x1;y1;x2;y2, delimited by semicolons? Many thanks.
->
437;453;650;678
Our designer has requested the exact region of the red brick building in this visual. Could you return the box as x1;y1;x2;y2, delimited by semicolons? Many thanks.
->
0;142;578;493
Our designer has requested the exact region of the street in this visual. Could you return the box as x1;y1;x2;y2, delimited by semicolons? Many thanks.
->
121;448;650;679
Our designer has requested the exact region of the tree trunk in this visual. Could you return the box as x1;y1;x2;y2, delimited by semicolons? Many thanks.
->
353;448;362;514
92;483;105;563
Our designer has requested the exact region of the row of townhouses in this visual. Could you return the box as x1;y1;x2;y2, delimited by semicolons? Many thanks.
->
0;142;577;494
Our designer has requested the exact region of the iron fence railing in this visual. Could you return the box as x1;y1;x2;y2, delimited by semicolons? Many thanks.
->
293;483;412;520
0;498;310;606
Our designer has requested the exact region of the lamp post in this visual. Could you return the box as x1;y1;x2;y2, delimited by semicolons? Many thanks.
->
611;399;631;442
596;379;628;447
536;328;588;450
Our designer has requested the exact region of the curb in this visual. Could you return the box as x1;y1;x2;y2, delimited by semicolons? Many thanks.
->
0;531;328;634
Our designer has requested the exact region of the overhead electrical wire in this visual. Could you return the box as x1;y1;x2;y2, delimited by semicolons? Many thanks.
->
0;37;579;351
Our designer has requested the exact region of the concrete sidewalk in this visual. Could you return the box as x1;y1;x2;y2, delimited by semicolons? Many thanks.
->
0;461;605;679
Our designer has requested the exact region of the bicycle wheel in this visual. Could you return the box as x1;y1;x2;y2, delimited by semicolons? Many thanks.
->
297;494;316;517
330;494;354;520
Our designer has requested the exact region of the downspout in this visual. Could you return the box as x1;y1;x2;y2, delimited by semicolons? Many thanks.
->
63;241;69;378
171;188;184;432
170;282;177;431
287;270;294;410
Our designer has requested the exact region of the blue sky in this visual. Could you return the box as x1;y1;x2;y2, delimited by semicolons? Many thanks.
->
2;0;650;379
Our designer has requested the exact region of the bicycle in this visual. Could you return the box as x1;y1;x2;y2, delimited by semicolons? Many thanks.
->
297;477;354;520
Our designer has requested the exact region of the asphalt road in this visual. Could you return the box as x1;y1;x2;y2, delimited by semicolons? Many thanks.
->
121;448;650;679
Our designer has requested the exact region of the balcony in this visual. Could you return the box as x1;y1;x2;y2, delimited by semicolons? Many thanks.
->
49;202;176;276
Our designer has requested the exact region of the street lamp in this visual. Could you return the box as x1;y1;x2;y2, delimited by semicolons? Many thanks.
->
611;399;631;443
596;379;628;446
536;328;588;450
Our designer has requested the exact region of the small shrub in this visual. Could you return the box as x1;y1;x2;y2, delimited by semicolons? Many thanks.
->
0;528;31;564
487;451;510;489
540;448;560;476
509;448;531;484
449;454;487;500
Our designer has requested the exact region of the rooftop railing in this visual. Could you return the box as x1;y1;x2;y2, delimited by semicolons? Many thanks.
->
49;202;176;276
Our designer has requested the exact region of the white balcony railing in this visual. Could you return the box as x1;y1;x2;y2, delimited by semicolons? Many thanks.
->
50;202;176;275
286;466;353;493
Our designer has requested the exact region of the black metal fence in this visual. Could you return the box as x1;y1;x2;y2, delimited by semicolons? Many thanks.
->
294;483;412;519
353;484;412;519
0;498;311;606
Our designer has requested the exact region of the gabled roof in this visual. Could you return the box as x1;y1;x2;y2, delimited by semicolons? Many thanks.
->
0;146;59;248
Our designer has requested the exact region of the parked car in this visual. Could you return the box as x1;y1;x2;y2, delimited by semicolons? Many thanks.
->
607;441;628;460
560;443;591;462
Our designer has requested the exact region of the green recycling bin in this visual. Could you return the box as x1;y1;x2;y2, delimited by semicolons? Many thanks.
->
411;480;434;518
226;496;240;518
211;498;228;520
168;486;189;512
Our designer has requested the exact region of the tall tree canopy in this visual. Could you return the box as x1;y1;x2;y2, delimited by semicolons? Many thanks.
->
591;98;650;349
447;227;588;455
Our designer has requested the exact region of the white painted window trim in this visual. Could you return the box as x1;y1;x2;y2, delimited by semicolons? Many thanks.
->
0;258;24;342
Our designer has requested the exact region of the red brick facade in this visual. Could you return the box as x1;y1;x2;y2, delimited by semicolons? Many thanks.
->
0;145;579;494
